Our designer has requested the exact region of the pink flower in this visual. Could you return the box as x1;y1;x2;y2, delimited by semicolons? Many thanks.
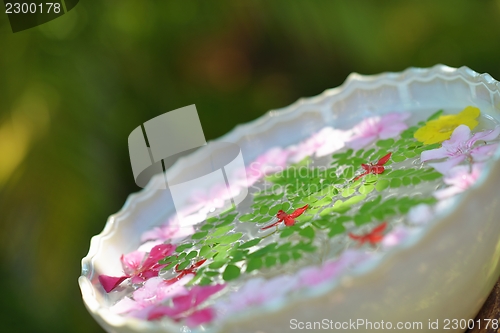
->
243;147;290;186
110;276;191;318
381;226;412;248
288;127;352;163
421;125;499;174
214;276;297;318
148;284;225;327
141;215;194;244
434;163;484;200
348;113;410;150
98;244;175;292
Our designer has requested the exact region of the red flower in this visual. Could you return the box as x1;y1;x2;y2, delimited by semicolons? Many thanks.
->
165;259;207;285
349;222;387;246
353;152;392;181
261;204;309;230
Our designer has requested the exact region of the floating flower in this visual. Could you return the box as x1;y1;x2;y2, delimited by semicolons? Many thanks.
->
349;222;388;246
347;113;410;150
261;204;308;230
110;276;191;318
288;127;352;162
243;147;290;186
353;152;392;181
381;226;412;248
165;259;207;285
414;106;480;145
214;276;297;319
421;124;500;174
98;244;175;292
148;284;225;327
141;215;195;245
434;163;483;200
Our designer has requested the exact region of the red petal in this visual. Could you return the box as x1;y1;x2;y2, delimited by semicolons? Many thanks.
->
371;222;387;233
284;216;295;226
261;220;281;230
98;275;128;293
376;152;392;166
289;204;308;218
147;306;178;321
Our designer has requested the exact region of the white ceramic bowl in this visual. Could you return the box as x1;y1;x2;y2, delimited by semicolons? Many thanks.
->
80;65;500;333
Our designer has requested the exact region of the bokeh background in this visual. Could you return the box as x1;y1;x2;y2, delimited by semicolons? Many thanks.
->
1;1;500;332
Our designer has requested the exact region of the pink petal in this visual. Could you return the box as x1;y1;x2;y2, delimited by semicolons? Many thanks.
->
470;125;500;143
444;125;471;148
347;135;377;150
141;244;176;270
378;122;408;139
185;308;215;327
98;275;129;293
147;306;179;321
420;147;449;162
121;251;145;274
471;143;499;161
428;155;465;175
381;112;411;123
110;297;140;314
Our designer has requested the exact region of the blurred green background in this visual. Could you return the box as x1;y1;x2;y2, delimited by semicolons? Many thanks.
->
1;1;500;332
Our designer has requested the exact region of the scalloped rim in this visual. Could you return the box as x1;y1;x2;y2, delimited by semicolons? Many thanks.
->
79;64;500;333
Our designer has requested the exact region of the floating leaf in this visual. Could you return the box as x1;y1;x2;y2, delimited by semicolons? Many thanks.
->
259;205;269;215
199;277;213;286
376;138;395;148
390;178;402;188
204;271;219;277
328;223;346;237
299;226;315;239
264;256;277;268
210;225;234;237
239;214;255;222
341;188;356;197
223;265;241;281
359;184;374;194
191;231;208;240
280;227;296;238
246;258;263;272
239;238;261;249
186;251;198;260
175;243;194;252
268;204;282;216
208;261;226;269
291;252;302;260
279;253;290;264
177;259;191;270
427;109;444;121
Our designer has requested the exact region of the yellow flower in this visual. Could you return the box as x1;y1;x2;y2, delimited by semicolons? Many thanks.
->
414;106;480;144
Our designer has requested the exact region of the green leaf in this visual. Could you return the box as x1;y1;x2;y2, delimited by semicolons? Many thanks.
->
411;176;421;185
291;251;302;260
222;265;241;281
402;176;412;186
265;256;277;268
392;154;406;162
161;261;177;271
268;204;282;216
209;261;226;269
299;226;315;239
427;109;444;121
199;277;213;286
199;245;212;258
239;238;261;249
328;223;346;237
376;138;395;148
249;243;277;258
281;202;291;211
175;243;194;252
200;224;214;231
186;251;198;260
204;270;220;277
341;187;356;197
246;258;263;272
279;253;290;264
359;184;374;194
177;259;191;270
280;227;296;238
344;194;366;206
239;214;255;222
259;205;269;215
354;214;371;226
390;178;402;188
210;225;234;237
191;231;208;240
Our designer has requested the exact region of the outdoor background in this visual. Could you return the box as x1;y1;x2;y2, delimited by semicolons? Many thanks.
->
1;1;500;332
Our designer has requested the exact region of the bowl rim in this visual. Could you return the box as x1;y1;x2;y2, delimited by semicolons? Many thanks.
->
79;64;500;332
